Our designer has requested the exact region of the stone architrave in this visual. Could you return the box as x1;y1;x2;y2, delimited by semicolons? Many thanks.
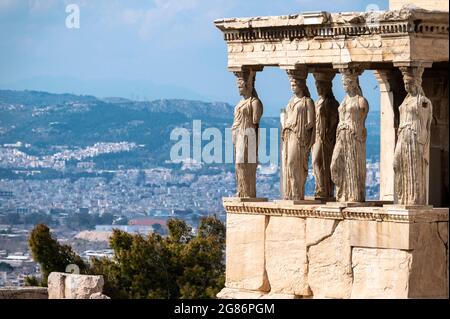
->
281;66;315;200
331;66;369;202
232;68;263;198
312;71;339;198
393;66;432;205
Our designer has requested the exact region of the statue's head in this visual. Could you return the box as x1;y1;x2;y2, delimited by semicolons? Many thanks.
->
400;66;424;96
287;67;310;98
234;69;257;98
313;72;335;97
340;67;362;97
289;78;307;96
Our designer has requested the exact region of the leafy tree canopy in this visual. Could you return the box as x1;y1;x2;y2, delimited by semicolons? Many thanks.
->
29;216;225;298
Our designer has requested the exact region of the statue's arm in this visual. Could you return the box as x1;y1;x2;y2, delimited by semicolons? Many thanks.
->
360;97;369;118
359;97;369;140
306;98;316;147
252;98;263;125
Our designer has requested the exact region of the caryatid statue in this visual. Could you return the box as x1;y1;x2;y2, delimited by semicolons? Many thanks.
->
331;67;369;202
282;67;315;200
312;72;339;198
232;68;263;198
393;66;432;205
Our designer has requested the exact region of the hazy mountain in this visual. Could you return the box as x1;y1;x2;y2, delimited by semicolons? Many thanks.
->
0;89;379;168
0;90;233;166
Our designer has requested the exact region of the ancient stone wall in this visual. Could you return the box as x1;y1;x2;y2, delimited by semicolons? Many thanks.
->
0;287;48;299
218;200;449;299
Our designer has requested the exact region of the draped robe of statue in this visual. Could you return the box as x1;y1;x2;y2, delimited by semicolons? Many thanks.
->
312;95;339;198
232;96;263;197
331;95;368;202
282;96;315;200
393;93;432;205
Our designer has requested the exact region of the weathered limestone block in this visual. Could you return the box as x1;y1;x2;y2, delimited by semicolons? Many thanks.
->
261;293;301;299
408;222;448;298
438;221;449;298
351;222;448;298
225;214;270;291
217;288;267;299
0;287;48;299
437;221;448;246
306;218;338;246
49;272;104;299
265;216;309;296
89;292;111;299
64;274;104;299
48;272;66;299
351;247;412;299
350;220;413;250
307;220;352;298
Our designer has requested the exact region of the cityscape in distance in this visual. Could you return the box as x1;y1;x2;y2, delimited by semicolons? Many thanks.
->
0;89;381;287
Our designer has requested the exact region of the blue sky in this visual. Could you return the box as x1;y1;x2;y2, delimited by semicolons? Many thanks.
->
0;0;389;116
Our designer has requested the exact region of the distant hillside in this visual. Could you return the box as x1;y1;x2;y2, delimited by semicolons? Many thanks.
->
0;90;234;119
0;89;98;106
0;89;379;168
0;90;234;165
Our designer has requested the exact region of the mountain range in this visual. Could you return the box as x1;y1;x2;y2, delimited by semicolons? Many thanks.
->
0;89;379;169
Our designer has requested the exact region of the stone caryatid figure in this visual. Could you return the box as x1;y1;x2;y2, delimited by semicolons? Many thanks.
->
393;66;432;206
312;72;339;198
232;68;263;198
282;67;315;200
331;67;369;202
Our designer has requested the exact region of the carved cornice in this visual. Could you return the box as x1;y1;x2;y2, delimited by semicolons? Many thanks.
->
223;202;449;223
215;9;449;43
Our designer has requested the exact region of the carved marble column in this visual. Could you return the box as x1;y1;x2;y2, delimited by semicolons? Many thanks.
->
373;70;405;202
312;71;339;199
393;65;433;206
232;67;263;198
281;66;315;200
331;65;369;202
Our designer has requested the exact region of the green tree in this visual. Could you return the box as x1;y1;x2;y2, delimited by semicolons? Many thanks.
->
24;276;40;286
91;216;225;299
29;216;226;298
177;216;225;298
28;224;88;286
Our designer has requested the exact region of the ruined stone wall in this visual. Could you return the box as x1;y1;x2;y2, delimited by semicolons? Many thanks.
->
219;201;449;299
0;287;48;299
